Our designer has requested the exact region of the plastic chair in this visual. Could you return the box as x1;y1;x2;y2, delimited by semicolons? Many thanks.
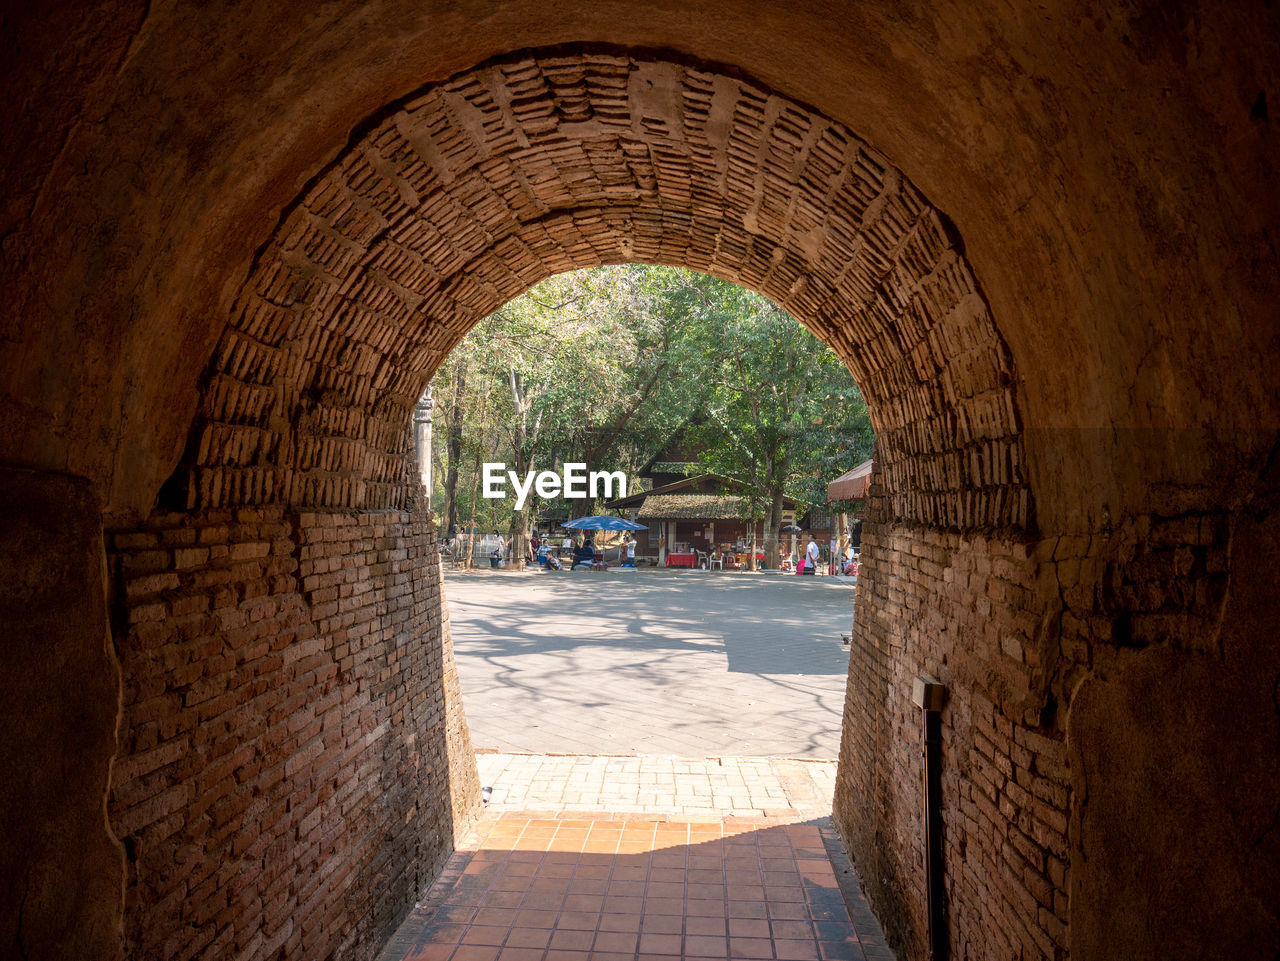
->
709;551;724;570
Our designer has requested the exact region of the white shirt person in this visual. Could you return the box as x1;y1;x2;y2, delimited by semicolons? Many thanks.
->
805;535;821;572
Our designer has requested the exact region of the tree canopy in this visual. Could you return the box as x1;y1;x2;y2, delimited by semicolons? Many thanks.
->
427;265;872;567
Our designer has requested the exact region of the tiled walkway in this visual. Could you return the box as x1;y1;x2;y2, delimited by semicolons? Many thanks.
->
385;814;884;961
476;755;836;819
378;756;896;961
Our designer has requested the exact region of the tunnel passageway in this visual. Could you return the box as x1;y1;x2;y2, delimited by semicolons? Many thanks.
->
2;7;1278;961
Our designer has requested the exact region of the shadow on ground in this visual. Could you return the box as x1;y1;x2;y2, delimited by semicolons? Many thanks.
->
444;570;856;757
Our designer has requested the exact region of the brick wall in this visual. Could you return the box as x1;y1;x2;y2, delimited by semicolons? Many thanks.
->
835;468;1280;961
128;46;1055;961
837;508;1069;961
106;506;479;961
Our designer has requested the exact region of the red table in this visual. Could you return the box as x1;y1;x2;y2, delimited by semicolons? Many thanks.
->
666;552;697;568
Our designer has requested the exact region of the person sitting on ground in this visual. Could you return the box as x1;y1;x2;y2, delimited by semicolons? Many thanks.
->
571;537;597;570
842;546;859;577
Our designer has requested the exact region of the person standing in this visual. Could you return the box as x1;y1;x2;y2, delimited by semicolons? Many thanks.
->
804;533;821;575
622;533;637;567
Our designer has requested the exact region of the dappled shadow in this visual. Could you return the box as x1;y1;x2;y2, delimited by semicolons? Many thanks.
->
442;570;854;757
448;570;853;676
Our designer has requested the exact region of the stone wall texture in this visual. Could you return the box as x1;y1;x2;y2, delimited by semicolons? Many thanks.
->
0;469;124;961
106;507;479;961
838;484;1068;960
840;476;1280;961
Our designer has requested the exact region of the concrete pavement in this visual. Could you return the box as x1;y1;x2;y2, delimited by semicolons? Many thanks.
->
444;569;855;758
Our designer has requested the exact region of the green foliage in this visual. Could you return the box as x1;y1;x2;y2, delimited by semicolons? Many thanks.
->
673;276;873;515
428;265;872;541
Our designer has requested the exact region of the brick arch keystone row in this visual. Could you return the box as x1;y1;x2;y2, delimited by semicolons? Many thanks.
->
183;48;1030;533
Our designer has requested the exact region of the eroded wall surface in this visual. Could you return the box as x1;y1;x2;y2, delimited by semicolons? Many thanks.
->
839;479;1280;961
0;468;124;961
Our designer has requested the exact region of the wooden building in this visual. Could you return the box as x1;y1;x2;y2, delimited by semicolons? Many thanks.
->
607;473;799;565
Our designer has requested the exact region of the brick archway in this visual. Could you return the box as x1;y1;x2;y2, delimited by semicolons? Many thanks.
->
179;49;1028;533
107;48;1040;961
6;8;1278;961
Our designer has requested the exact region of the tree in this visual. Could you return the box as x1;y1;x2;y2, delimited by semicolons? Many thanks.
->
427;265;872;568
428;266;708;558
675;276;873;569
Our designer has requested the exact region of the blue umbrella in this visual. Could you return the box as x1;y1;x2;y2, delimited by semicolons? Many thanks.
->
560;515;647;531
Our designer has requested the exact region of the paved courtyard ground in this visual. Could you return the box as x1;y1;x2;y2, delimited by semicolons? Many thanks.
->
378;754;896;961
476;755;836;819
377;572;898;961
445;569;856;758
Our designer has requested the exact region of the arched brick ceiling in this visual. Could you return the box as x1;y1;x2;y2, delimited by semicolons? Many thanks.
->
182;49;1028;531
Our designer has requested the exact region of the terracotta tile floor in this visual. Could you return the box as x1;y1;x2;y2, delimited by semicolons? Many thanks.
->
386;813;877;961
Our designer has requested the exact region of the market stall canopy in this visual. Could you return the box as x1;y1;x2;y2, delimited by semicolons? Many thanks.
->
827;459;874;502
560;515;647;531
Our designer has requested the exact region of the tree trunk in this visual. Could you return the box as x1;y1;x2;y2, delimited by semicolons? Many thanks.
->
461;445;483;570
460;374;494;570
749;518;759;571
443;427;462;534
507;450;531;572
762;489;784;571
507;514;528;572
441;365;466;535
